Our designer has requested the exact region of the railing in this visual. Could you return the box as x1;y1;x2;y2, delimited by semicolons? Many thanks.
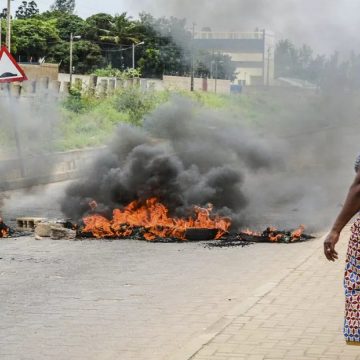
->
194;31;265;40
0;75;143;99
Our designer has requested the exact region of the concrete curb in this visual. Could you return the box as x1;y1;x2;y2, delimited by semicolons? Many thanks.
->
0;171;81;192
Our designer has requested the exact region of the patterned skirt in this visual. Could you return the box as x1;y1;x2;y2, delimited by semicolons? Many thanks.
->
344;217;360;343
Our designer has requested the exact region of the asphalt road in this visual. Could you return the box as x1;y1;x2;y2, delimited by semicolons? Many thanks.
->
0;182;322;360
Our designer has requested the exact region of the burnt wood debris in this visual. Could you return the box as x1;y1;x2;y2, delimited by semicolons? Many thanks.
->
0;217;315;247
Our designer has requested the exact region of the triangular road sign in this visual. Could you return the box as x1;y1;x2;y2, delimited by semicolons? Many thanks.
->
0;46;28;83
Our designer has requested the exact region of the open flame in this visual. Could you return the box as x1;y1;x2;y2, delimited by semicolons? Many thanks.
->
242;228;261;236
0;217;10;238
81;198;231;240
240;225;306;243
291;225;305;240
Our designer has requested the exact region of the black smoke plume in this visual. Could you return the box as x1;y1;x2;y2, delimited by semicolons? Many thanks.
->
61;97;278;228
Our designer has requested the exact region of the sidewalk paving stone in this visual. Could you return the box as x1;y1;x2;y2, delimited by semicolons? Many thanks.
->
191;226;356;360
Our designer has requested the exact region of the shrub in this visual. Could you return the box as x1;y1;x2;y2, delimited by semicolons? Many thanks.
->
113;87;167;125
92;66;142;79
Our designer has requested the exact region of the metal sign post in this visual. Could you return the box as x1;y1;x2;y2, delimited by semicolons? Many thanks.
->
6;0;11;50
13;107;25;178
0;46;27;178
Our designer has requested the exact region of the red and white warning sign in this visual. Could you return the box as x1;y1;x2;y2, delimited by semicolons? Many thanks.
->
0;46;27;83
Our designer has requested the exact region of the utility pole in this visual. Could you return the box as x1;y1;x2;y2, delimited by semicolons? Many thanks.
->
6;0;11;50
210;49;214;78
215;60;218;94
190;22;196;91
0;17;2;47
69;33;81;85
131;41;144;69
69;33;74;85
262;29;267;86
132;43;135;69
213;57;223;94
266;46;271;87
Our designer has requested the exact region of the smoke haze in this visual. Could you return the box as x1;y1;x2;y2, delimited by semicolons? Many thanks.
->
141;0;360;53
61;88;360;232
31;0;356;54
3;0;360;232
61;96;279;228
0;89;61;194
34;0;360;53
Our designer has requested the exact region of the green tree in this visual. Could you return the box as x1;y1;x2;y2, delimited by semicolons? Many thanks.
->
84;13;113;41
137;48;164;77
135;13;236;79
47;40;104;73
55;14;86;40
275;39;327;84
11;18;60;60
195;51;236;80
50;0;75;14
100;12;139;45
15;1;39;19
274;39;299;78
135;13;191;77
0;8;7;18
306;55;325;83
72;40;105;73
0;9;5;43
347;52;360;90
36;10;86;40
318;52;347;92
97;13;141;69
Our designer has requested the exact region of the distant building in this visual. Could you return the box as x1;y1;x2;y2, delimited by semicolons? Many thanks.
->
194;29;275;86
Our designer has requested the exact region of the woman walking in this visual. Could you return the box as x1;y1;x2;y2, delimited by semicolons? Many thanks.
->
324;155;360;345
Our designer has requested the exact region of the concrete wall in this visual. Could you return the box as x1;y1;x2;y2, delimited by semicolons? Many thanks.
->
58;73;164;91
163;75;230;94
0;147;106;191
20;63;59;81
58;74;229;94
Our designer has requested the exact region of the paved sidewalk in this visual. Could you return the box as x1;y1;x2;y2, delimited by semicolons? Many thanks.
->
188;226;358;360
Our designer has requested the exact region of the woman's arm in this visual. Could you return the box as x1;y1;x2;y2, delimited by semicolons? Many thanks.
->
324;170;360;261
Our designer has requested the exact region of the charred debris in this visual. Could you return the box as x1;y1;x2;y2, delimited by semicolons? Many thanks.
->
0;216;315;248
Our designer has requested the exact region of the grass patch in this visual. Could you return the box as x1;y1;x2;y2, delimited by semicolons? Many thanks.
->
56;87;170;150
55;86;315;151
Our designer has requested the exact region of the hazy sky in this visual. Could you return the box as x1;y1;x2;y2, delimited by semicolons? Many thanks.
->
10;0;360;53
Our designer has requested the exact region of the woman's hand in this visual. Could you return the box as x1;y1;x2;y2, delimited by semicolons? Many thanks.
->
324;230;340;261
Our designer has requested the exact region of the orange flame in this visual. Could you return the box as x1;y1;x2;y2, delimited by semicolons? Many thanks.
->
0;229;8;238
241;225;306;243
81;198;231;241
0;218;9;238
242;228;262;236
269;234;283;242
291;225;305;241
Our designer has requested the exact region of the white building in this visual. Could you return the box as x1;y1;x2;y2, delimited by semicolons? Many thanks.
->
194;30;275;86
